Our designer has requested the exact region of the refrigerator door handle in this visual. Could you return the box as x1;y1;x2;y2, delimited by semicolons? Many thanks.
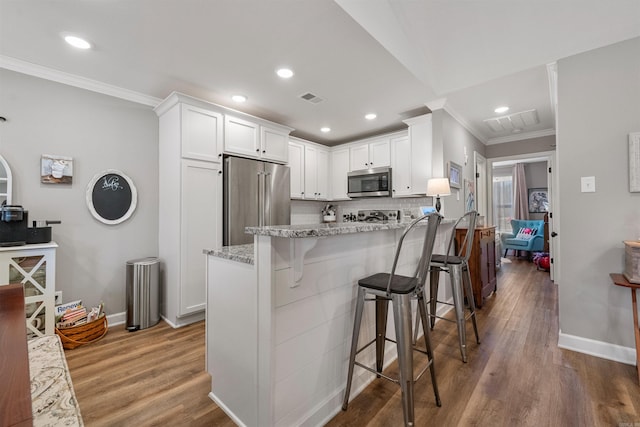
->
258;171;264;227
264;172;272;226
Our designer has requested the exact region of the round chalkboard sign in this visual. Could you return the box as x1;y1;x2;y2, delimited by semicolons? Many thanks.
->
86;169;137;225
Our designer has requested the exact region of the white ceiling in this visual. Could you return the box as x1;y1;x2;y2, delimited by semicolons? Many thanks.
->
1;0;639;146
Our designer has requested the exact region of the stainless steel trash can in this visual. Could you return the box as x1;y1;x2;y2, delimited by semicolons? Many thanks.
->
126;257;160;331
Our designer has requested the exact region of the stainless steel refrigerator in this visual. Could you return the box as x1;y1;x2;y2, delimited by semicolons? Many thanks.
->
223;156;291;246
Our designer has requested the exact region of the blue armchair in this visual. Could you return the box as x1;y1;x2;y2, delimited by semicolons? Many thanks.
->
500;219;545;257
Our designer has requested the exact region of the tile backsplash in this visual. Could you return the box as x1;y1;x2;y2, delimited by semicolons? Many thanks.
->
291;197;437;224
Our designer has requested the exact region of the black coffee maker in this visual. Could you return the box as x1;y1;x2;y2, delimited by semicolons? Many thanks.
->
0;203;28;246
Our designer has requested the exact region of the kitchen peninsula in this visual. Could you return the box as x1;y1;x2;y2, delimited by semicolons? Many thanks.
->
205;220;454;426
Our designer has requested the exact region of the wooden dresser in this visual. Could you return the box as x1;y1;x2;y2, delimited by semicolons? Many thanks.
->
455;226;497;308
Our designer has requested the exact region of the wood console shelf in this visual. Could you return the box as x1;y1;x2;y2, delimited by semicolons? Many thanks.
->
455;226;497;308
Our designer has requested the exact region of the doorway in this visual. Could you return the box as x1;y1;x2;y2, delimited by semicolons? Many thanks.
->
487;151;558;281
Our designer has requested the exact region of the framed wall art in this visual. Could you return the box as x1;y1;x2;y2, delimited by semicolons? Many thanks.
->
41;154;73;184
86;169;137;225
528;188;549;213
448;161;462;189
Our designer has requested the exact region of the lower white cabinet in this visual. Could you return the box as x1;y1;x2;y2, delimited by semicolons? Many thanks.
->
179;160;221;316
0;243;57;337
159;156;222;326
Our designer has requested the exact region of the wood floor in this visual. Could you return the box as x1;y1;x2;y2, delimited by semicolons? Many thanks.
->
64;260;640;426
64;319;234;426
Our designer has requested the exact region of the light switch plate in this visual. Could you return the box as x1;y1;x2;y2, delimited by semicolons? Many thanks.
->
581;176;596;192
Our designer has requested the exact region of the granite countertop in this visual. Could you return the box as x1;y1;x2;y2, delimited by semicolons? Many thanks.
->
204;244;254;265
245;218;455;239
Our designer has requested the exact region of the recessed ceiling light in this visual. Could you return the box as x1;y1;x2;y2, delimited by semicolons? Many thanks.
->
365;113;377;120
64;35;91;49
276;68;294;79
231;95;247;103
320;127;331;133
494;106;509;114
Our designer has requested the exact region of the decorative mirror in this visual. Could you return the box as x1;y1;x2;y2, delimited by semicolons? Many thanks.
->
86;169;137;225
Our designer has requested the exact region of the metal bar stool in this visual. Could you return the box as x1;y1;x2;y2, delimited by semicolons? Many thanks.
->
422;211;480;363
342;212;442;426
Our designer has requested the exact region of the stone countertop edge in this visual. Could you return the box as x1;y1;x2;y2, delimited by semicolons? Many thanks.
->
245;218;456;239
203;244;254;265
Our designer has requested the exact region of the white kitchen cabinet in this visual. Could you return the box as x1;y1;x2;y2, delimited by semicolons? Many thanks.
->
224;115;259;158
393;114;432;197
181;104;223;162
349;137;390;171
288;140;305;199
0;243;57;338
179;159;221;316
156;93;223;327
391;135;413;196
260;126;289;163
224;114;291;163
304;145;328;200
330;147;350;200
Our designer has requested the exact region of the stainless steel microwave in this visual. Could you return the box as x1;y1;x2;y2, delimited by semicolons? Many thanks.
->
347;167;392;198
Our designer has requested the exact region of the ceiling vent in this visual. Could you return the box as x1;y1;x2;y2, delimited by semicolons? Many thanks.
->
483;109;539;133
299;92;324;104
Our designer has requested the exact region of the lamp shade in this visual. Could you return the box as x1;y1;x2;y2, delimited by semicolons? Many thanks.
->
426;178;451;197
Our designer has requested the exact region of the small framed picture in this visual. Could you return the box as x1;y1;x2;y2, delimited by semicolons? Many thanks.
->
528;188;549;213
41;154;73;184
448;161;462;189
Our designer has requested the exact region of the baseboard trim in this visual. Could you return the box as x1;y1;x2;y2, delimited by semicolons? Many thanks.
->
160;312;205;329
558;330;636;366
106;312;126;327
208;392;248;427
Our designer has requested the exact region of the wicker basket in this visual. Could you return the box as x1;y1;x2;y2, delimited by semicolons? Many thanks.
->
55;315;108;350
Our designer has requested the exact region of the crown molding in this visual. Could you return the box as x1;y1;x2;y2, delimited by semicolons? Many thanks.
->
425;97;447;111
441;103;489;144
0;55;162;107
485;128;556;145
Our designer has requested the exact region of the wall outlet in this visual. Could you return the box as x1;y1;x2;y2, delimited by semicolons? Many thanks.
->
54;291;62;305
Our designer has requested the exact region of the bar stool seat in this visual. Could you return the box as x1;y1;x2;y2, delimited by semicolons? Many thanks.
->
342;212;442;427
426;211;480;363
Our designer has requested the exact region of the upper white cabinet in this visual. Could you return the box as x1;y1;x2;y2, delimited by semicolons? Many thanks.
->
304;145;329;200
288;138;329;200
181;104;223;162
391;135;413;197
261;126;289;163
349;137;390;171
330;148;350;200
225;115;291;163
224;115;258;158
394;114;433;197
288;140;305;199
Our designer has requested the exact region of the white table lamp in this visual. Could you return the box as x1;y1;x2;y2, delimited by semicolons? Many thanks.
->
426;178;451;213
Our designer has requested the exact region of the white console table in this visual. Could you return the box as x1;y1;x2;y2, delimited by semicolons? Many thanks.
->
0;242;57;337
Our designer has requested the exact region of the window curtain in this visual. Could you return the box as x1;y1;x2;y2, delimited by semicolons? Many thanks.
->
513;163;529;220
492;166;514;233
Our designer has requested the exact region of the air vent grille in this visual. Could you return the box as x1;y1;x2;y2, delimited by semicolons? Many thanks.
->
300;92;324;104
483;109;539;133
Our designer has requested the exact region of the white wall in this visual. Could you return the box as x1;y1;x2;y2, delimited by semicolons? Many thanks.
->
557;37;640;350
0;69;159;315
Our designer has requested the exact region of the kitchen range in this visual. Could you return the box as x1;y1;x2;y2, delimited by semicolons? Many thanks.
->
356;209;399;223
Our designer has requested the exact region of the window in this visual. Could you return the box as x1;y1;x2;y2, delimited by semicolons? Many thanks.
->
493;170;513;233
